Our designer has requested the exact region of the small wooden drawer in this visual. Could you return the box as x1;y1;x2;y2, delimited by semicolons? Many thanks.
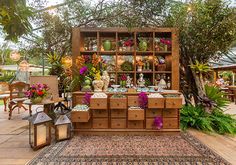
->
128;121;144;129
93;118;108;129
146;109;162;117
148;98;165;109
128;109;144;120
75;120;92;129
146;118;154;129
93;109;108;117
111;119;126;129
163;118;179;129
110;97;127;109
165;98;182;109
111;109;126;118
71;111;90;122
72;95;84;107
90;98;107;109
163;109;178;118
128;96;139;107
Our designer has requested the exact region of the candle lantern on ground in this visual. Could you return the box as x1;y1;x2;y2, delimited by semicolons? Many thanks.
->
55;114;71;141
28;111;52;150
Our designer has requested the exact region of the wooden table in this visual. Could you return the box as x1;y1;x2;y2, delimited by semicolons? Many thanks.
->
24;98;64;115
228;86;236;104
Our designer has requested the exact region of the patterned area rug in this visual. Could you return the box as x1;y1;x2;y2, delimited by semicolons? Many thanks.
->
28;133;230;164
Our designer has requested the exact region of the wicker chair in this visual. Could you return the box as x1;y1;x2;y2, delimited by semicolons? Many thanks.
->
8;82;31;120
0;82;10;112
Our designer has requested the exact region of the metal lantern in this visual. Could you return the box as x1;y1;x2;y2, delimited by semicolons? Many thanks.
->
55;114;71;141
19;60;29;71
62;56;72;69
28;111;52;150
10;51;21;62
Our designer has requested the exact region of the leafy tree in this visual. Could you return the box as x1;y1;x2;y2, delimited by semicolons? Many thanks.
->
0;0;33;41
164;0;236;104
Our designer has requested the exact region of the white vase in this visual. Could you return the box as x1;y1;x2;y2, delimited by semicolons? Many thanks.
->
92;80;104;92
137;66;142;72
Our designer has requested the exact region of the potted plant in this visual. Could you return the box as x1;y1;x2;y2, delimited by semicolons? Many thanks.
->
119;74;127;87
138;38;148;51
25;83;49;104
136;59;144;71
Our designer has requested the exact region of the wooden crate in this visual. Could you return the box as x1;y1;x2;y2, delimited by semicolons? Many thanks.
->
93;118;109;129
111;119;126;129
165;97;182;109
163;118;179;129
163;109;178;118
128;96;139;107
146;109;162;117
71;110;90;122
74;119;92;129
128;121;144;129
111;109;126;118
148;98;165;109
128;108;144;120
90;98;107;109
93;109;108;118
110;97;127;109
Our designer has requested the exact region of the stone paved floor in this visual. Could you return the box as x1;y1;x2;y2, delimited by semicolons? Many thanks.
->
0;103;235;165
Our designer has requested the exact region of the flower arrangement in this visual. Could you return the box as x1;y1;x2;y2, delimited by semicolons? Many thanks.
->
25;83;49;102
120;61;133;71
82;92;91;105
138;92;148;109
153;116;163;130
136;59;144;66
76;53;106;82
123;38;134;47
160;38;171;45
120;74;127;81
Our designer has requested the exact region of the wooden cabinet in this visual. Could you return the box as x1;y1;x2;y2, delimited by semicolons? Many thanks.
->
111;119;126;129
148;98;165;109
165;98;182;109
128;121;144;129
146;118;154;129
75;120;92;129
163;109;178;118
163;118;179;129
110;97;127;109
128;96;139;107
90;98;107;109
146;109;162;117
93;118;109;129
71;111;90;122
111;109;126;118
128;109;144;120
93;109;108;117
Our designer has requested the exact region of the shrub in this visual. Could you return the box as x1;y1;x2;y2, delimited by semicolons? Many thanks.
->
180;105;236;135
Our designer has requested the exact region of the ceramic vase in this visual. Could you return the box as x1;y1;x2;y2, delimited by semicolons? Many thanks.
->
137;66;142;72
139;40;147;51
103;40;112;51
31;97;43;104
92;80;104;92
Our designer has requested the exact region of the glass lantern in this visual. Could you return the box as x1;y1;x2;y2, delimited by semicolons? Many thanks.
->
55;114;71;141
28;111;52;150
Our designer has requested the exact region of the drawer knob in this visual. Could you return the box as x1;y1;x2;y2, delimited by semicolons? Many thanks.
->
117;124;120;126
99;123;102;126
152;112;155;114
155;103;157;105
97;103;100;106
172;103;176;105
78;117;80;119
117;103;119;106
134;101;136;103
134;123;137;126
135;114;138;117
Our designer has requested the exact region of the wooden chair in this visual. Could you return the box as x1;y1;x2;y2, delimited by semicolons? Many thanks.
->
8;82;31;120
0;82;10;112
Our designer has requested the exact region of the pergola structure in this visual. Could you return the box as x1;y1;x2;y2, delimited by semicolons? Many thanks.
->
212;64;236;85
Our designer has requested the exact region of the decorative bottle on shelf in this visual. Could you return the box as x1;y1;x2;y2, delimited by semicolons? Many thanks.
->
167;76;171;89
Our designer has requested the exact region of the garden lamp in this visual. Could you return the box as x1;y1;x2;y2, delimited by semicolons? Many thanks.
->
54;114;71;141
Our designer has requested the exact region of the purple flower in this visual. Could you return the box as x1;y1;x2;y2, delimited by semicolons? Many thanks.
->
138;92;148;109
82;92;91;105
154;117;163;130
80;66;88;75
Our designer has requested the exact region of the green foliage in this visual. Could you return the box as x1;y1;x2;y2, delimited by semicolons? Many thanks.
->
0;70;15;82
120;61;133;71
0;0;33;41
205;85;229;110
190;60;211;74
180;105;236;135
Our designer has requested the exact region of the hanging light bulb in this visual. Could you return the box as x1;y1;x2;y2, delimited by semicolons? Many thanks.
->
19;60;29;71
10;51;21;62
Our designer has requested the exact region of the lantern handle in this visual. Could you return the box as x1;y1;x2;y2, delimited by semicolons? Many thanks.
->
35;106;44;113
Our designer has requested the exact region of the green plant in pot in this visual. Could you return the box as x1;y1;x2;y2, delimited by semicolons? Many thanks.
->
119;74;127;87
103;39;112;51
138;38;148;51
121;61;133;71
